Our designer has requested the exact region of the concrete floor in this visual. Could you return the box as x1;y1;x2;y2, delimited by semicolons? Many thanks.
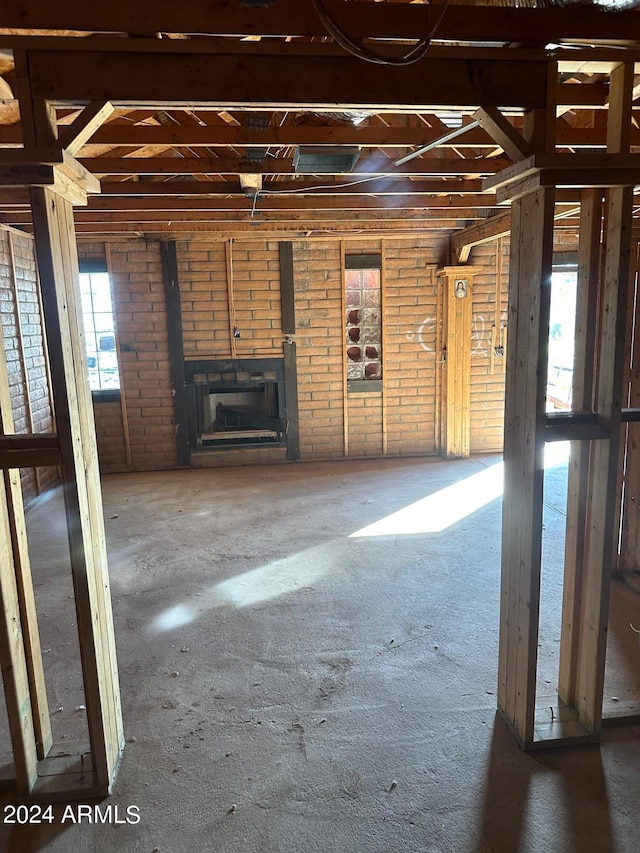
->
2;451;640;852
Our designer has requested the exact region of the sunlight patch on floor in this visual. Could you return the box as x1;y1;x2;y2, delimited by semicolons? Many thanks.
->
349;443;570;539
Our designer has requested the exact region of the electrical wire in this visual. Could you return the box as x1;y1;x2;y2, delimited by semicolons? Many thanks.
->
249;174;396;216
310;0;450;66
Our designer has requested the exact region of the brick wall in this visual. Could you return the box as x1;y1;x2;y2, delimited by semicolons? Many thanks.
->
77;230;581;473
384;238;446;456
78;240;176;472
293;240;345;459
0;225;58;505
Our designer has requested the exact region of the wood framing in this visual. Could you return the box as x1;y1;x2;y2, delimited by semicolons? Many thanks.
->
29;184;125;793
571;62;635;733
498;186;555;747
559;188;603;707
473;107;533;162
0;317;48;792
1;1;638;45
23;49;550;110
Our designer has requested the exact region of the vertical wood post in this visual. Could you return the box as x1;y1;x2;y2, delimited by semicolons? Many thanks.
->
617;239;640;575
0;309;52;764
498;187;555;746
571;62;635;732
29;186;124;792
558;188;603;706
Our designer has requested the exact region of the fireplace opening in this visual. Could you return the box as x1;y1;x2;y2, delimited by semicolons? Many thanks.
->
185;359;287;450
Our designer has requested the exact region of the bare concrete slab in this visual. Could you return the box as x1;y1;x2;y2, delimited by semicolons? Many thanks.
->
1;453;639;852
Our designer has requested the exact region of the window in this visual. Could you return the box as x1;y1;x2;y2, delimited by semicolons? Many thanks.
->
345;254;382;385
79;262;120;393
546;266;578;412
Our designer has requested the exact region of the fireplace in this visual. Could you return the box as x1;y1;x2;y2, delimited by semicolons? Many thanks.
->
185;358;287;449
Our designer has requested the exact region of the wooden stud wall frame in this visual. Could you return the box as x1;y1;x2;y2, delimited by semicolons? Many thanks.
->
0;76;124;797
493;62;638;749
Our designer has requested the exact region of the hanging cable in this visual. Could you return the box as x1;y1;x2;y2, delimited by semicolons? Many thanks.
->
310;0;450;66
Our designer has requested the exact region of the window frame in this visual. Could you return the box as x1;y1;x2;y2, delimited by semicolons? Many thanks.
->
344;253;383;394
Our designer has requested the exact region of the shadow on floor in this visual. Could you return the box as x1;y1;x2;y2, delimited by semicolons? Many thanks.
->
476;714;617;853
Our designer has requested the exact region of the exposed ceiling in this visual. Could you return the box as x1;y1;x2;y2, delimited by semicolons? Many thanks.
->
0;0;638;239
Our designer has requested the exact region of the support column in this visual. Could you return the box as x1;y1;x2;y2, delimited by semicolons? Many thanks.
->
498;187;555;747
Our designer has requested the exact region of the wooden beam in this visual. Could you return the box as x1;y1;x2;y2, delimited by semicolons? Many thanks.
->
2;123;635;150
102;179;492;197
473;107;533;162
1;1;638;45
452;212;511;263
160;240;190;467
0;164;56;187
24;50;551;110
74;157;512;178
58;101;115;156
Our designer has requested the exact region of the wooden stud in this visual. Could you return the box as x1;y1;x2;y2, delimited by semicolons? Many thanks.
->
0;313;52;773
0;468;39;794
558;188;603;708
29;185;124;793
570;63;635;733
617;239;640;575
498;186;555;746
